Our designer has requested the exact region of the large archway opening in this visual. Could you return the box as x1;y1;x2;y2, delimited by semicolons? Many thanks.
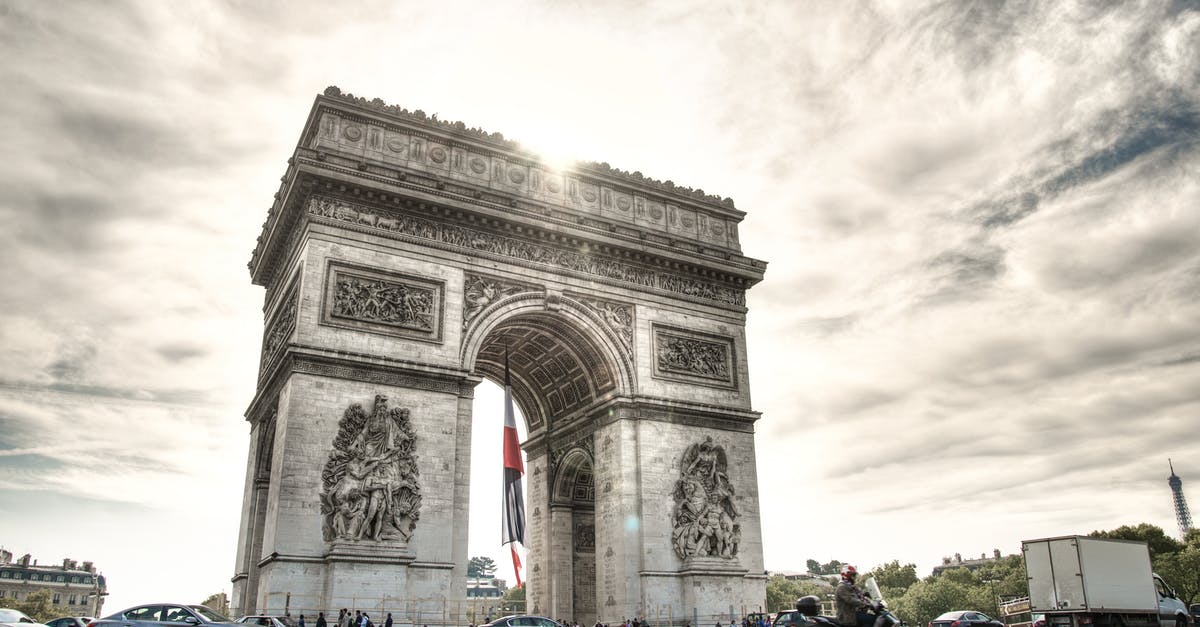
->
464;304;622;624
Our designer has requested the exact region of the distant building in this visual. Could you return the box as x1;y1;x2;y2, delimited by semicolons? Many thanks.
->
1168;459;1193;538
466;577;507;598
931;549;1009;576
0;549;108;617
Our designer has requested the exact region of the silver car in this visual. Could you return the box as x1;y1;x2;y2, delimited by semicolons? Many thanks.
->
235;617;296;627
0;609;50;627
91;605;239;627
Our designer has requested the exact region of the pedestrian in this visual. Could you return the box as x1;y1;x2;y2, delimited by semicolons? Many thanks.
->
354;612;362;627
317;613;327;627
385;614;393;627
361;614;370;627
300;616;306;627
341;610;352;627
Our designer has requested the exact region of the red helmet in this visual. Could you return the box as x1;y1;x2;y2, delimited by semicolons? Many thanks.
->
841;564;858;578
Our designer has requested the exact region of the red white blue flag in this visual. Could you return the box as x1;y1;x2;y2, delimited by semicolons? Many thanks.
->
501;347;525;586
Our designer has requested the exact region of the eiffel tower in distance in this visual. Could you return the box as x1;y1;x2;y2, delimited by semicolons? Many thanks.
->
1168;459;1193;538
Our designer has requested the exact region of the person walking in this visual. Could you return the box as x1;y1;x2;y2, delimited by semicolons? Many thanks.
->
316;613;327;627
341;610;353;627
299;616;306;627
385;614;393;627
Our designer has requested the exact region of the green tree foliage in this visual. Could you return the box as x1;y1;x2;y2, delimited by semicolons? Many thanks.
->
766;576;834;612
468;556;497;578
1089;523;1183;558
12;588;55;623
870;561;919;597
1151;528;1200;605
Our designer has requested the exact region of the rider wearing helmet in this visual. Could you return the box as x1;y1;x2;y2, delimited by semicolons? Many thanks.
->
834;565;876;627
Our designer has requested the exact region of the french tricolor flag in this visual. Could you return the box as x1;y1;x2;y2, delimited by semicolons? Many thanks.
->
501;346;526;586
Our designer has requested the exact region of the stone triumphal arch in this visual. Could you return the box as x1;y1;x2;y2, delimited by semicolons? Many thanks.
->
232;87;768;623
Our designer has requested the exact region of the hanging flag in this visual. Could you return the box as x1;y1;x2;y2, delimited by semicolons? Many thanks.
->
501;345;526;586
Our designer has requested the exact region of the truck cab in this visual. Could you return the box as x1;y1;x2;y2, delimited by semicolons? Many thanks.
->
1152;574;1189;627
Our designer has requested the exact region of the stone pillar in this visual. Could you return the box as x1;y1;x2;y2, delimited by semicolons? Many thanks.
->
549;504;574;620
525;454;550;616
449;380;479;591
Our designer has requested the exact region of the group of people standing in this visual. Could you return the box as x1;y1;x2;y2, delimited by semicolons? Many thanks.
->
296;610;396;627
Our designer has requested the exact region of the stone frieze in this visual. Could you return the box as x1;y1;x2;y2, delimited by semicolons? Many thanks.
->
652;325;736;388
307;196;745;308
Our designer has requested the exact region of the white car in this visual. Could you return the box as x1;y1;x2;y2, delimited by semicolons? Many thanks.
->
0;608;50;627
236;617;297;627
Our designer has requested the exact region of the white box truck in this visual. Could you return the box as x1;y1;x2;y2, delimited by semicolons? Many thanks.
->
1022;536;1190;627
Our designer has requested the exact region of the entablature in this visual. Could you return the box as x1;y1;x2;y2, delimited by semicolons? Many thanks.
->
249;89;768;298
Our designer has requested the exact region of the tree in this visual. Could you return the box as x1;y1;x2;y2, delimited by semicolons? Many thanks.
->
468;556;497;578
1152;529;1200;606
870;561;918;597
1090;524;1183;558
502;584;526;614
201;592;230;616
891;577;975;627
806;559;822;574
766;575;833;612
12;588;55;623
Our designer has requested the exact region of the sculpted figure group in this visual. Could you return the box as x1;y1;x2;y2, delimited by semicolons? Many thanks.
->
320;395;422;543
671;436;740;559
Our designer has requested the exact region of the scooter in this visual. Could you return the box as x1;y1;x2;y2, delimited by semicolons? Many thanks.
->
794;576;906;627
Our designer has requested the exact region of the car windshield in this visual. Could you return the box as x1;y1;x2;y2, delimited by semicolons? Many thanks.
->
0;610;32;623
189;607;231;623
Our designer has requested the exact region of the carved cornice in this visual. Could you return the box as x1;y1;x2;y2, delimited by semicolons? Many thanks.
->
319;86;737;209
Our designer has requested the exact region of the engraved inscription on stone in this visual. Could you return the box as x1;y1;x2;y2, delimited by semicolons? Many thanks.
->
321;261;444;341
652;325;735;387
671;436;739;560
320;394;422;543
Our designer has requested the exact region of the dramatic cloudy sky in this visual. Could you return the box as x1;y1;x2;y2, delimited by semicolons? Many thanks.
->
2;0;1198;615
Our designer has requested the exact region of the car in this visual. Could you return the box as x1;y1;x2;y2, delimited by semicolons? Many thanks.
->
478;616;562;627
235;618;296;627
0;609;50;627
46;618;94;627
772;610;808;627
928;612;1004;627
91;604;239;627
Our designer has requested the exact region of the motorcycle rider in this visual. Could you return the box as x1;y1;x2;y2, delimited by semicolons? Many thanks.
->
835;564;877;627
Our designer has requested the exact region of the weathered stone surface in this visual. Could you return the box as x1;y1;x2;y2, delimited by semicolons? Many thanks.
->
233;90;767;622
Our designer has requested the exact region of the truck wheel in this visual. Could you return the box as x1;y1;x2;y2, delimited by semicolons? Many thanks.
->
1175;618;1185;627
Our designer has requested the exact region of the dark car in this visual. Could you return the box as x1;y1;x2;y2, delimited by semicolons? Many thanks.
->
92;604;239;627
479;616;562;627
1189;605;1199;622
928;612;1004;627
773;610;808;627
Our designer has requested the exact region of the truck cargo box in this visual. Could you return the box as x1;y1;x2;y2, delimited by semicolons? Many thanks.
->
1022;536;1157;614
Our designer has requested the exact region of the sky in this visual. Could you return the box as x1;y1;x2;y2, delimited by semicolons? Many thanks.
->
1;0;1198;616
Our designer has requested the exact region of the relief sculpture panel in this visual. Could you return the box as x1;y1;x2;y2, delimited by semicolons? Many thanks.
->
321;261;444;342
320;394;422;543
651;325;736;388
671;436;739;560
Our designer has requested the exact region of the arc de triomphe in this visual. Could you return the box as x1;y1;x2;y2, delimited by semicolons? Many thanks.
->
231;87;768;623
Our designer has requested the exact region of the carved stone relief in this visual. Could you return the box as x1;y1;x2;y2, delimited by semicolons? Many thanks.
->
671;436;739;560
307;196;746;308
652;325;736;388
322;262;444;341
254;410;277;483
261;283;298;370
462;273;540;329
571;295;633;354
320;394;422;543
574;523;595;553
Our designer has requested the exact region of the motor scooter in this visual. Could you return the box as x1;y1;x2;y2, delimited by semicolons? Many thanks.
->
794;576;906;627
